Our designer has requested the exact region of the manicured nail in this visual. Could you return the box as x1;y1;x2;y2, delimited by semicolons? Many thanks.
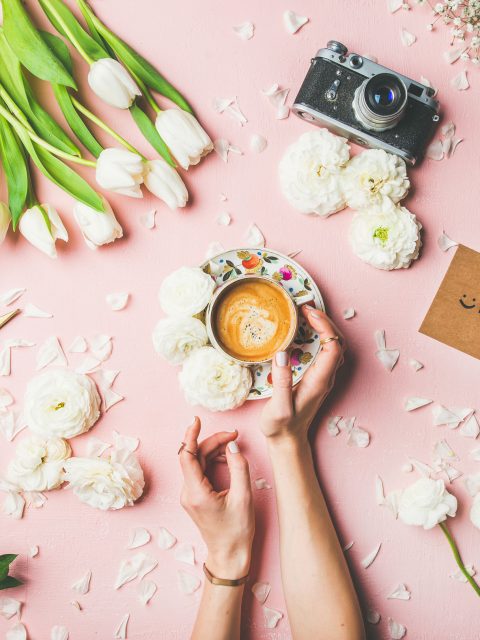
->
190;416;197;425
310;309;323;318
276;351;289;367
228;440;240;454
229;429;237;433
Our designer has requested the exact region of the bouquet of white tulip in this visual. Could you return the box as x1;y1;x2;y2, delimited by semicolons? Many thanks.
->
0;0;212;257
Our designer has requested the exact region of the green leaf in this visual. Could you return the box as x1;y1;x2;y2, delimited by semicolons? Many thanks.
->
2;0;76;88
0;554;18;569
0;577;22;591
75;0;115;58
39;30;73;74
0;114;30;229
129;102;175;166
53;85;103;158
15;126;105;212
38;0;108;63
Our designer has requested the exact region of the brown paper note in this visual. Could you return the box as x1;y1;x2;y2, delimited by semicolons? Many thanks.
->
420;245;480;359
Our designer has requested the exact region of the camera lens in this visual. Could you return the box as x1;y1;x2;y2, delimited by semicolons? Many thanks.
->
352;73;407;132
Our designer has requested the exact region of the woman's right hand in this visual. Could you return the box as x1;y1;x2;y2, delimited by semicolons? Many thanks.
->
261;305;345;444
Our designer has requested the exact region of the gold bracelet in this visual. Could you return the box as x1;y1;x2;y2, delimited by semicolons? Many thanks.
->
203;563;249;587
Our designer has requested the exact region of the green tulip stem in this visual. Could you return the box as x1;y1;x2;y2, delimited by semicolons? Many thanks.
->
439;522;480;597
42;0;94;65
70;96;144;157
0;103;96;168
0;85;32;131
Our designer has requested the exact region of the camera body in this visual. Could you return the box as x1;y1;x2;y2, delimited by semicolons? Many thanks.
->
293;41;440;165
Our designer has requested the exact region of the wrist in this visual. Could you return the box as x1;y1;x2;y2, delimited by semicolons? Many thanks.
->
266;433;310;456
206;547;251;580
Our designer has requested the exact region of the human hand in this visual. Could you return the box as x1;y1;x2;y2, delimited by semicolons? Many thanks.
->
261;306;345;444
179;417;255;579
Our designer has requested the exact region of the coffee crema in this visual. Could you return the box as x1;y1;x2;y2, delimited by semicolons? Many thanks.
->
212;279;296;362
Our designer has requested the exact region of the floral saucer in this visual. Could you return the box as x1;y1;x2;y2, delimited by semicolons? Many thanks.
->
201;248;325;400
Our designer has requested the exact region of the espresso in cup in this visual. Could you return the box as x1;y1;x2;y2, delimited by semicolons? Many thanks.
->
210;277;297;363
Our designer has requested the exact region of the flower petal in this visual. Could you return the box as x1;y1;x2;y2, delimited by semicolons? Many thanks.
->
127;527;151;549
252;581;271;604
361;543;381;568
158;527;177;550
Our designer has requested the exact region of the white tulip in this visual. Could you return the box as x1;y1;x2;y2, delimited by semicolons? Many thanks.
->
0;202;10;244
19;204;68;259
88;58;141;109
73;197;123;249
155;109;213;169
96;148;144;198
143;158;188;209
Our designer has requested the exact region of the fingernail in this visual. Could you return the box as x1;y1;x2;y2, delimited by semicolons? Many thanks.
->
229;429;237;433
190;416;197;425
228;440;240;454
276;351;289;367
310;309;323;318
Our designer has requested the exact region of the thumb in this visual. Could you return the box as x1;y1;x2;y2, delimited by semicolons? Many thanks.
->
225;440;252;500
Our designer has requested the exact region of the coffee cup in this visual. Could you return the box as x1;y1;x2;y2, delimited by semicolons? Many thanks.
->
205;274;314;366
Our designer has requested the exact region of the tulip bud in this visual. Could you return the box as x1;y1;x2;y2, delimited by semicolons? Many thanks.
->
73;198;123;250
96;148;144;198
143;159;188;210
155;109;213;170
88;58;141;109
19;204;68;259
0;202;11;244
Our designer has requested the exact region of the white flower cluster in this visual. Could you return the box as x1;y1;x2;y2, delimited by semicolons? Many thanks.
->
153;266;252;411
279;130;421;270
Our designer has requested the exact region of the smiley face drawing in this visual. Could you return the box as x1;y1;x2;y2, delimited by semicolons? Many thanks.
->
459;293;477;310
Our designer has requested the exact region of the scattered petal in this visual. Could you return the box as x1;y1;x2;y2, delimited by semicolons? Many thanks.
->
387;584;411;600
450;564;476;583
254;478;271;490
244;223;265;248
114;554;146;589
29;546;39;558
283;10;309;34
400;28;416;46
343;541;354;551
252;581;271;604
219;192;227;201
113;613;129;640
140;209;156;230
85;437;110;458
262;84;290;119
177;570;201;594
460;413;480;439
367;609;381;624
75;356;101;374
158;527;176;550
71;570;92;595
426;139;444;161
51;626;68;640
213;138;243;163
470;448;480;462
0;289;26;306
404;397;432;411
104;388;124;411
451;70;469;91
409;457;434;477
6;622;27;640
286;249;302;258
432;405;462;427
89;334;112;362
343;308;355;320
388;618;406;639
137;555;158;580
361;543;381;568
384;490;402;518
24;491;47;508
387;0;404;12
347;425;370;448
2;492;25;519
0;348;11;376
0;410;26;442
402;462;413;473
5;339;35;349
0;597;21;619
175;543;195;565
36;336;67;370
450;137;463;156
138;580;157;605
375;475;385;505
444;47;467;64
438;231;458;251
464;474;480;497
128;527;151;549
67;336;87;353
250;134;268;153
216;212;231;226
409;359;424;371
205;241;225;260
263;605;283;628
113;430;139;452
24;304;52;318
233;21;254;40
213;97;247;126
441;122;455;138
106;293;129;311
327;416;341;437
70;601;82;611
434;439;457;460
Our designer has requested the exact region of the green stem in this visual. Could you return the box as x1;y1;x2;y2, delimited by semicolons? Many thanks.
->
133;72;160;114
70;96;144;157
439;522;480;597
0;103;96;168
42;0;94;64
0;86;32;132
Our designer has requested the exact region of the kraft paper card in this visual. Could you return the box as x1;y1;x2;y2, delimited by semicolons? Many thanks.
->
420;244;480;359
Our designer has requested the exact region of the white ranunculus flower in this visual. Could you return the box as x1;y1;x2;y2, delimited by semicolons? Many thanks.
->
342;148;410;209
96;148;144;198
470;494;480;529
88;58;141;109
152;316;208;365
398;478;457;530
7;434;71;492
143;159;189;210
19;204;68;259
349;202;422;270
155;109;213;170
64;448;145;510
0;202;10;244
179;346;252;412
24;369;101;439
73;198;123;249
279;129;350;217
159;266;215;317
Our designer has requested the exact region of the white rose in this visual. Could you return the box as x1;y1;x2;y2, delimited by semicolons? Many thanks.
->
279;129;350;217
470;494;480;530
152;316;208;365
159;266;215;317
342;148;410;209
179;346;251;412
349;202;422;270
7;434;71;492
24;369;101;439
64;449;145;510
398;478;457;530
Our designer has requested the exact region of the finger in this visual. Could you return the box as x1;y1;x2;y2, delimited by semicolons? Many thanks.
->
271;351;294;418
225;440;252;501
198;431;237;462
178;417;205;489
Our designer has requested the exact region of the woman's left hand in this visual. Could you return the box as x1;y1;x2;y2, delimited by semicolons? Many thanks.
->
179;417;255;579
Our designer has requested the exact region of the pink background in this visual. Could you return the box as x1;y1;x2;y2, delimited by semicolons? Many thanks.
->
1;1;479;638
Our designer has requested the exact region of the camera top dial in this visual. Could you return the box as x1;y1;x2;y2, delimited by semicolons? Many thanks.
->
326;40;348;56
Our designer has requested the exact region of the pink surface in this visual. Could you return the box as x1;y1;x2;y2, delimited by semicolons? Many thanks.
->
1;1;479;638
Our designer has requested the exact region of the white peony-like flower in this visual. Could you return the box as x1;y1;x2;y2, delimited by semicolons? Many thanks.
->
64;449;145;510
342;149;410;209
159;266;215;317
24;369;101;439
349;202;422;270
179;346;252;412
152;316;208;365
7;434;71;492
278;129;350;217
398;478;457;530
470;494;480;530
